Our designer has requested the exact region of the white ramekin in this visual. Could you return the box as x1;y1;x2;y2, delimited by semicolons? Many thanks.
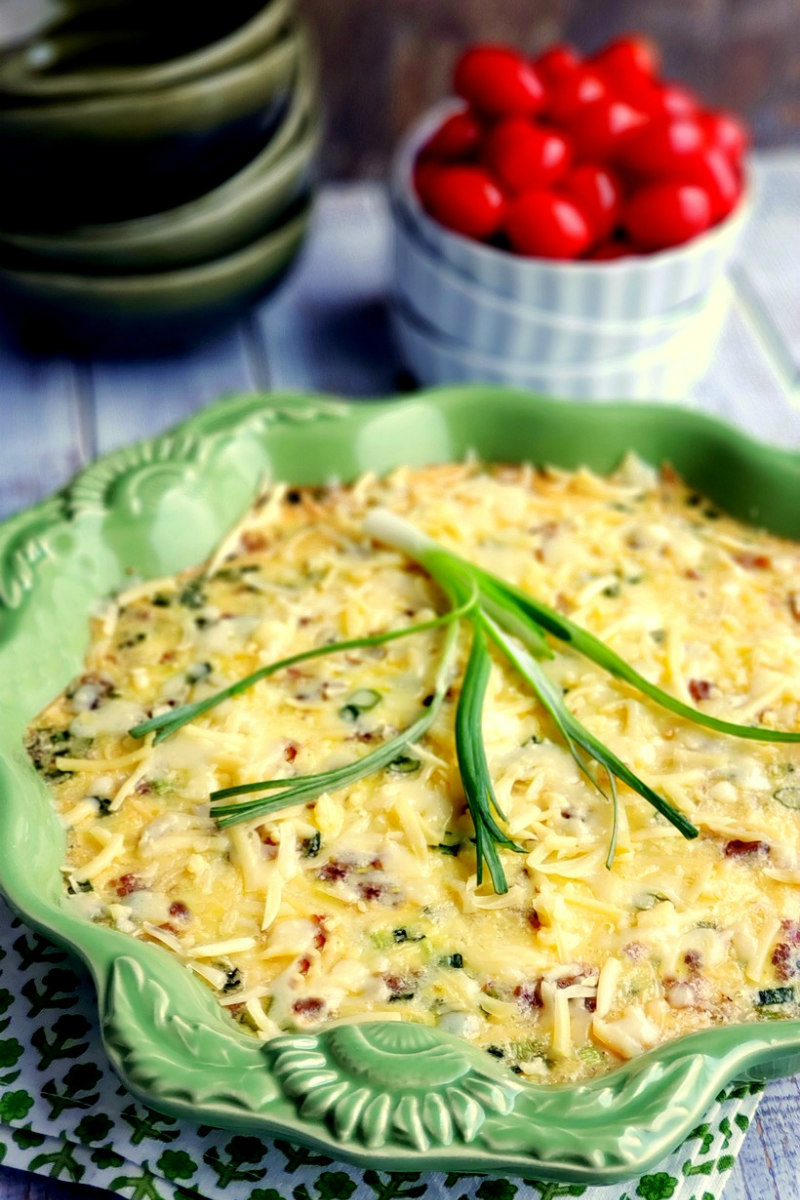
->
391;101;753;320
392;203;720;365
390;277;732;400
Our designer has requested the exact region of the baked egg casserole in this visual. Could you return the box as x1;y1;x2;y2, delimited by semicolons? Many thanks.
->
26;457;800;1083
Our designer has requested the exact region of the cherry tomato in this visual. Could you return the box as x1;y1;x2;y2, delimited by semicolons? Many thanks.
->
591;34;660;84
623;181;713;250
587;237;637;260
505;190;592;258
546;67;608;125
616;115;706;177
658;82;699;118
679;146;741;221
560;164;623;242
422;110;483;161
534;43;581;85
423;165;507;238
453;45;545;116
413;159;440;207
569;98;649;163
483;118;572;192
700;110;750;163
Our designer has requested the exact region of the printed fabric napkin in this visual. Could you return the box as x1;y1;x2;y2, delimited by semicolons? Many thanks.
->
0;896;760;1200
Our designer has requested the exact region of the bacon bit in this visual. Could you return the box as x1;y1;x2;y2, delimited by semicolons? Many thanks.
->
660;463;679;484
227;1003;246;1018
684;949;701;971
159;650;176;664
317;860;349;883
241;531;269;552
114;873;143;897
528;909;542;932
724;839;770;858
514;981;543;1010
689;678;713;702
286;666;311;679
557;966;599;988
734;551;771;570
292;997;325;1018
156;923;178;936
169;901;191;924
134;778;153;795
789;593;800;622
297;957;312;976
781;920;800;944
622;941;647;961
359;881;385;901
284;743;298;764
584;997;597;1012
383;974;417;1000
684;568;702;580
312;915;328;951
771;942;799;980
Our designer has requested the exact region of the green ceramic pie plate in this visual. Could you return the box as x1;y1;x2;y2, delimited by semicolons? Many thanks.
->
1;388;800;1184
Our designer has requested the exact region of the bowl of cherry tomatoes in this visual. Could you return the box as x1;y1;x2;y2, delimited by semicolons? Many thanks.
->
389;35;752;396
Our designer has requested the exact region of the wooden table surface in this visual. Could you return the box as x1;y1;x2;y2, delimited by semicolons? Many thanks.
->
1;162;799;1200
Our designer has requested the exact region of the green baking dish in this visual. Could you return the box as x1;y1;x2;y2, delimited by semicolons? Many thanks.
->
1;387;799;1184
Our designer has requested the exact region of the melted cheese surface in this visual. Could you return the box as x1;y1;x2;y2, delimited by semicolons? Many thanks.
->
26;459;800;1082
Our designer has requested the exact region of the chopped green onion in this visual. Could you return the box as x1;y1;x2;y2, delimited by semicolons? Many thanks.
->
387;754;421;774
774;786;800;810
339;688;382;721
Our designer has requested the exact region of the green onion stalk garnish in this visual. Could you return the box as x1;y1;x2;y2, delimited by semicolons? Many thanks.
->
130;510;800;895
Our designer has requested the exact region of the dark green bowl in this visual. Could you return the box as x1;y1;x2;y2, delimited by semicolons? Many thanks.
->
0;0;294;99
0;90;320;273
0;389;798;1183
0;22;306;227
0;199;312;352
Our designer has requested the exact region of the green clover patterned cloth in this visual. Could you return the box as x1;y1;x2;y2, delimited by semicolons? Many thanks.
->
0;897;760;1200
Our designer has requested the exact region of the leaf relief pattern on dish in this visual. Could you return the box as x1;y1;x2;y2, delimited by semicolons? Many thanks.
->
102;957;280;1113
267;1023;519;1150
0;497;68;610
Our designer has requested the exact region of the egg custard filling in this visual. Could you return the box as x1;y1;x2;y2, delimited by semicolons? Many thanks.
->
26;458;800;1084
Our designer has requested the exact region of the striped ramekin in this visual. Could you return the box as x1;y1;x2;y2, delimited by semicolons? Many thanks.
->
391;102;753;321
392;204;719;365
390;277;732;401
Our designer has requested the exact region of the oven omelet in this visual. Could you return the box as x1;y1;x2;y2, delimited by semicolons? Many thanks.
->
26;457;800;1083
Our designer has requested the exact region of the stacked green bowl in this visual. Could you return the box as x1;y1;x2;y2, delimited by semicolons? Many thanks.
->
0;0;320;348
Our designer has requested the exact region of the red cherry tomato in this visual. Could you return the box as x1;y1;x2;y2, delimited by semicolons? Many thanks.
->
700;110;750;163
591;34;660;84
678;146;741;221
422;110;483;161
658;82;699;118
569;98;649;163
483;118;572;192
413;159;440;207
423;165;507;239
587;238;637;260
546;67;608;125
505;190;593;258
616;115;706;177
623;181;713;250
560;164;623;242
453;45;545;116
534;43;581;85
